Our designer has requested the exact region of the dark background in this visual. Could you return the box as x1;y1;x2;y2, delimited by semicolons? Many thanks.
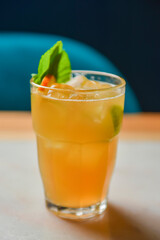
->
0;0;160;111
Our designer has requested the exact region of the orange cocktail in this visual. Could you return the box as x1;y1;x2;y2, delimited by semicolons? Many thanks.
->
31;71;125;220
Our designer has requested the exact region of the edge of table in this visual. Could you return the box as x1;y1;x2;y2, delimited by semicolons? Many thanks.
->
0;112;160;140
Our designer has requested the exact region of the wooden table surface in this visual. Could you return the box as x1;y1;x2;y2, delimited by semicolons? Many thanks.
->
0;112;160;140
0;112;160;240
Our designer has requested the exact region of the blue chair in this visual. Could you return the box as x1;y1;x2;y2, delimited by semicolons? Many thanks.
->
0;33;140;112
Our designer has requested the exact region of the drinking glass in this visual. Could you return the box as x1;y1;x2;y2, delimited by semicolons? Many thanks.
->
31;71;126;220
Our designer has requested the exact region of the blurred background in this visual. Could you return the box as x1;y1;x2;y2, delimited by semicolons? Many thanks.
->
0;0;159;112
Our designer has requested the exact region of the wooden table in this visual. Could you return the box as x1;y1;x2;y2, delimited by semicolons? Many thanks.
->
0;112;160;140
0;112;160;240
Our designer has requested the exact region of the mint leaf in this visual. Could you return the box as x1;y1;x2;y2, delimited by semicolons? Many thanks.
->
32;41;71;84
51;50;71;83
111;105;123;135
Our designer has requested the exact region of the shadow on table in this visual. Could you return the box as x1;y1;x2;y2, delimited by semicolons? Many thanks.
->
71;203;157;240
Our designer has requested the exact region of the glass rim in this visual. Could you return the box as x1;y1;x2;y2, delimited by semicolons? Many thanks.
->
30;70;126;93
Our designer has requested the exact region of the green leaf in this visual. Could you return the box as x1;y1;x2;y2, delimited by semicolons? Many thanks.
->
111;105;123;135
32;41;71;84
56;51;72;83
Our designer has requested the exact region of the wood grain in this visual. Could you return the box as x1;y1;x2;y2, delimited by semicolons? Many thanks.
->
121;113;160;140
0;112;160;140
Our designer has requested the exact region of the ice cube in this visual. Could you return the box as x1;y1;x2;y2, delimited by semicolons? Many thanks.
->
68;75;112;90
67;75;88;89
82;80;100;89
45;83;75;99
82;80;111;90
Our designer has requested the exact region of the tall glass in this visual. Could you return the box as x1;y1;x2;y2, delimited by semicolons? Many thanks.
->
31;71;125;220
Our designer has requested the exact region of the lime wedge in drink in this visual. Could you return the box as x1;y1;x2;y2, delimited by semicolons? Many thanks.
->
111;105;123;135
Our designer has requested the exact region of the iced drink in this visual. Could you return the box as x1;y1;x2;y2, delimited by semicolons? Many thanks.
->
30;42;125;220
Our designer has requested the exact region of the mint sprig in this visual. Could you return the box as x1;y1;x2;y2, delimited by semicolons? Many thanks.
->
32;41;71;84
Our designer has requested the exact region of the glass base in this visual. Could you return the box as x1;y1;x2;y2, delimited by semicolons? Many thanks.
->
46;199;107;220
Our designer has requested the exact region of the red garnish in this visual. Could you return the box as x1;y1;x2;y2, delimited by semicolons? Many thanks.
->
38;75;56;91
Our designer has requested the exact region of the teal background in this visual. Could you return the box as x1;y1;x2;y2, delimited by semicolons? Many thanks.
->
0;0;159;111
0;33;140;112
